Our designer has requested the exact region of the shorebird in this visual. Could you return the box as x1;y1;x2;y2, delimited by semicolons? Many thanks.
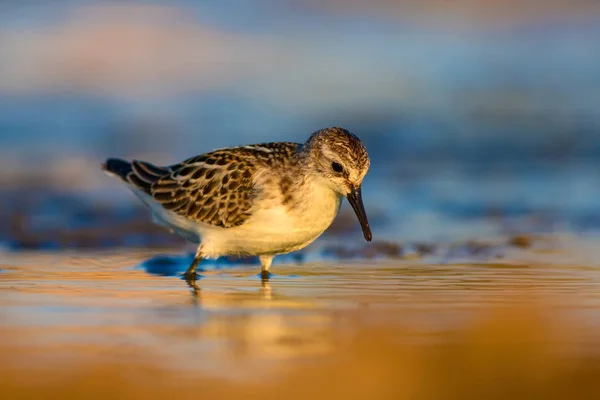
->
103;127;372;282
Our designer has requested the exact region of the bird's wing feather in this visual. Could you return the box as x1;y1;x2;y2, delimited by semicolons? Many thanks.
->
127;160;172;194
150;142;300;228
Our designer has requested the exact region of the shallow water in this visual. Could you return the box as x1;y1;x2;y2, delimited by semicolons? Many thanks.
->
3;247;600;398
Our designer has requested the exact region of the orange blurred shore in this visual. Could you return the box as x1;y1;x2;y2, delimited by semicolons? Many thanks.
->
2;250;600;399
2;312;600;400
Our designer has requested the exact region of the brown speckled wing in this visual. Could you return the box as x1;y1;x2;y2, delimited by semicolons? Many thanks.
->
150;142;301;228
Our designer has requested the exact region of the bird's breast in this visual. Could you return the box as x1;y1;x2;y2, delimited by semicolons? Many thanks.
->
203;180;342;256
257;180;342;245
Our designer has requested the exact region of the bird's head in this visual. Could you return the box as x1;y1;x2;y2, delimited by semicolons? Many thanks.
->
304;127;372;241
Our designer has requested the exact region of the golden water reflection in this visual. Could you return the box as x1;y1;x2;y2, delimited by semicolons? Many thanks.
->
2;250;600;398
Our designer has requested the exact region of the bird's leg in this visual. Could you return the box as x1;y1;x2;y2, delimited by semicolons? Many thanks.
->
184;247;203;282
259;255;274;281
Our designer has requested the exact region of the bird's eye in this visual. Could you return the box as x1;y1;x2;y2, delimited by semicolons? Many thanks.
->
331;162;344;173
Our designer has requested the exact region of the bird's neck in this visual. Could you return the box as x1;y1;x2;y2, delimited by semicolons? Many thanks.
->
282;165;341;216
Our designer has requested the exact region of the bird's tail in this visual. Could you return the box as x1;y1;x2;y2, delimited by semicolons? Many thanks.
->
102;158;170;195
102;158;133;181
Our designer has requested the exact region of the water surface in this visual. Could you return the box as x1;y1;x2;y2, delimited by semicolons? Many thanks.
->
2;247;600;398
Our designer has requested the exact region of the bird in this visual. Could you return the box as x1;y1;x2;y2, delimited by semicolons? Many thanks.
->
102;127;372;283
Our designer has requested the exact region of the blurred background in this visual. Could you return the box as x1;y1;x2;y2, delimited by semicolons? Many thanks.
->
1;0;600;251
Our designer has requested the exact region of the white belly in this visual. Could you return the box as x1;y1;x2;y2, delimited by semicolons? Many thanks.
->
198;184;343;257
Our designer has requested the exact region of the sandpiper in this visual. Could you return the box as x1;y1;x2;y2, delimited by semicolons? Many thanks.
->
103;127;372;282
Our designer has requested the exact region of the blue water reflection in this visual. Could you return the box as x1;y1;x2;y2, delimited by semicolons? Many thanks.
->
1;1;600;253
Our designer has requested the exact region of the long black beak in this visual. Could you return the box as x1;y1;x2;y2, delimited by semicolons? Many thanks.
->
347;186;372;242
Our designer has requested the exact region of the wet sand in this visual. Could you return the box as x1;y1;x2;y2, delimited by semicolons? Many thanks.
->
2;248;600;399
